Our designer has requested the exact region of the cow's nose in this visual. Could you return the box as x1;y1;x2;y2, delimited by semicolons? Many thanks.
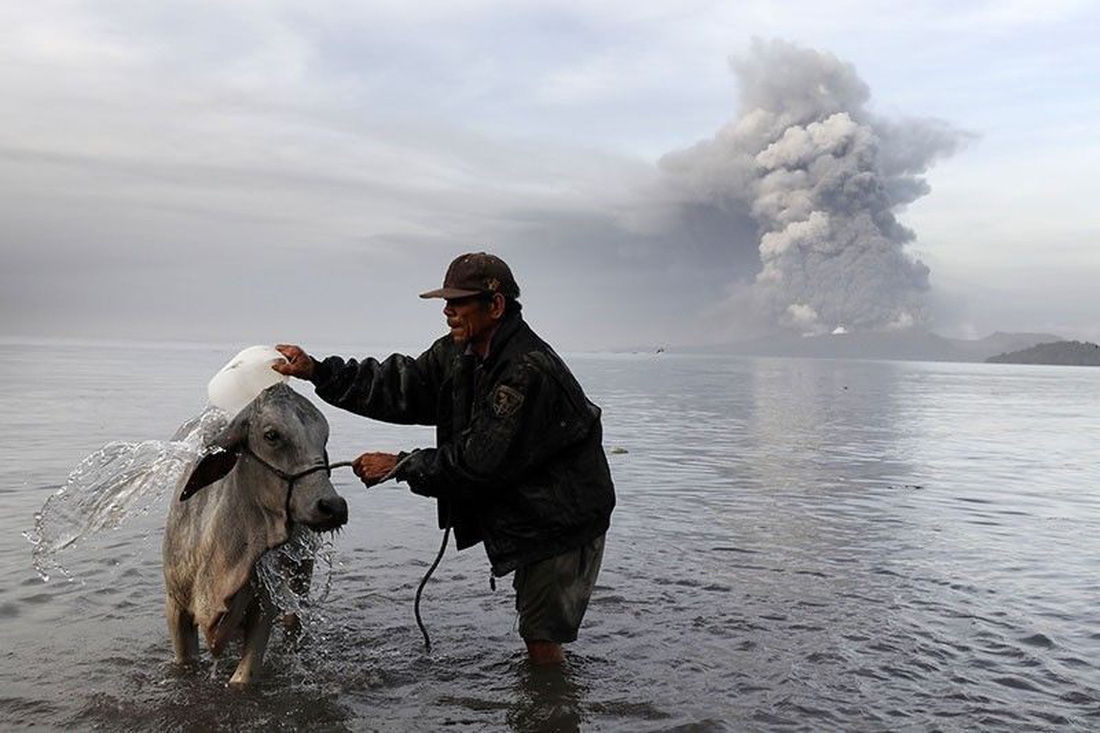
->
316;496;348;526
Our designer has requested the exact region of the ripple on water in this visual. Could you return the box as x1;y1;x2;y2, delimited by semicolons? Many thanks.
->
17;593;54;605
0;697;59;728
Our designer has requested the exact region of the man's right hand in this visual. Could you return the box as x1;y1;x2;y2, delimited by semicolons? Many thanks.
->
274;344;315;380
352;452;401;488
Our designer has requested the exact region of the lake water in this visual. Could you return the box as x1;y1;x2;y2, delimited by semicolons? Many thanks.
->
2;339;1099;731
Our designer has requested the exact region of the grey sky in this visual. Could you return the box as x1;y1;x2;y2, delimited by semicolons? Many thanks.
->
2;1;1097;350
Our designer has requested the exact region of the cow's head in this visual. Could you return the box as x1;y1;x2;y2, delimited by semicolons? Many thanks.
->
181;383;348;531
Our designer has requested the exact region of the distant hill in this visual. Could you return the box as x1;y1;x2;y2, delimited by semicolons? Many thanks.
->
946;331;1064;361
685;328;1062;364
986;341;1100;366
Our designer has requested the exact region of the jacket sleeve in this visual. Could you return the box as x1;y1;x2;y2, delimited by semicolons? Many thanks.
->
309;344;442;426
397;355;594;497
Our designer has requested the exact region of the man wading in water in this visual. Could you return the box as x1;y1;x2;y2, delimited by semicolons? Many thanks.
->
274;252;615;664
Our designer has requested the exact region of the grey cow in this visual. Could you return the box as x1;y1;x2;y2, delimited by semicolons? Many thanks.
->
163;383;348;685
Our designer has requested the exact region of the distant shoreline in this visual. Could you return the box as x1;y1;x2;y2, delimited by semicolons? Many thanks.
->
986;341;1100;367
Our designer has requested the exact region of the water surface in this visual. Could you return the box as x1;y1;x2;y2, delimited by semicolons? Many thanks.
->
2;340;1099;730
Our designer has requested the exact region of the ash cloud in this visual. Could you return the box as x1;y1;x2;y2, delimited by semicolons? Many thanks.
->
653;39;972;337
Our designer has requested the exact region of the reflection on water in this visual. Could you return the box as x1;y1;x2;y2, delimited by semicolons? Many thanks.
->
3;342;1100;730
506;660;585;732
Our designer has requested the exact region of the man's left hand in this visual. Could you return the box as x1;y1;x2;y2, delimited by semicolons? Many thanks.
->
353;452;400;487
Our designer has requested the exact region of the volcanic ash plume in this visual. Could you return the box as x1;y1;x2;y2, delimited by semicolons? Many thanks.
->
659;39;970;334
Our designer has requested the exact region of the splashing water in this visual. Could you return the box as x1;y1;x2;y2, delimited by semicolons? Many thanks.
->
25;403;339;622
24;406;230;581
25;401;340;633
254;524;338;621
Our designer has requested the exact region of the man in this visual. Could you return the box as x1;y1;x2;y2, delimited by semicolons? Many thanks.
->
273;252;615;664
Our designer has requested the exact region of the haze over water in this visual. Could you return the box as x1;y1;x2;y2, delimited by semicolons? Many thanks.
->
2;339;1099;730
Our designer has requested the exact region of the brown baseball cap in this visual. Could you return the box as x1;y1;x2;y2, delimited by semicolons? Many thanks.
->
419;252;521;299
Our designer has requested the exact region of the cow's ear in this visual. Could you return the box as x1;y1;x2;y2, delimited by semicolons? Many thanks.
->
179;407;251;501
179;448;239;501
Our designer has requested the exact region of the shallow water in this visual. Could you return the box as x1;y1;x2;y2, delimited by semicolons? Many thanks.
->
2;339;1100;730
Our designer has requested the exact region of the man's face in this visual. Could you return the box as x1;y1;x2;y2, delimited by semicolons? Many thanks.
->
443;295;496;346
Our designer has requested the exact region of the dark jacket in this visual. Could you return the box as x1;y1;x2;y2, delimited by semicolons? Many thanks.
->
309;314;615;575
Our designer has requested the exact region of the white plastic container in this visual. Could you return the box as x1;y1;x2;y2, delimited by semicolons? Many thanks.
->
207;346;289;417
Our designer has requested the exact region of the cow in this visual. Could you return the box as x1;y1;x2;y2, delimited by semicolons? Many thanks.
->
162;383;348;685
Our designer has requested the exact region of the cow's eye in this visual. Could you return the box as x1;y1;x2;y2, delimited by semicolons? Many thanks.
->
263;428;280;443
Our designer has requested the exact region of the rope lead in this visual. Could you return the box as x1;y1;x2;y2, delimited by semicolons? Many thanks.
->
414;510;452;653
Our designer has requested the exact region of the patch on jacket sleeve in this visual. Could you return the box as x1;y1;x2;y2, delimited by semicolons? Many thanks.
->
492;384;525;418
